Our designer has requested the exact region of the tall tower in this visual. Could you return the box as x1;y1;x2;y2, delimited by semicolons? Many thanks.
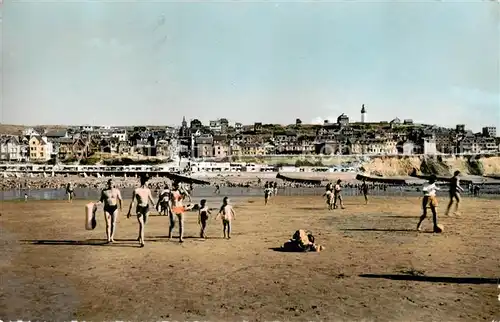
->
361;104;366;123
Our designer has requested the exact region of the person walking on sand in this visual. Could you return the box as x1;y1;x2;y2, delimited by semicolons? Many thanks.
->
127;175;156;247
66;182;75;202
264;184;272;205
198;199;211;238
416;175;442;233
333;179;345;209
361;179;369;205
168;181;189;243
156;183;171;216
215;197;235;239
323;189;334;210
97;179;123;243
444;170;464;216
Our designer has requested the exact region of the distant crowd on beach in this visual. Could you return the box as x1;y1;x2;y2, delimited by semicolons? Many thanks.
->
1;173;391;193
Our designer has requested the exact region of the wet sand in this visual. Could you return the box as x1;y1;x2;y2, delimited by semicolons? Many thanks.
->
1;195;499;321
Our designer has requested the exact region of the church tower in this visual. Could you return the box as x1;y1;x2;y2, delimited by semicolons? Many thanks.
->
361;104;366;123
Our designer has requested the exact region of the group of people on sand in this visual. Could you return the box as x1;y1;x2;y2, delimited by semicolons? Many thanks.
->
92;175;235;247
416;170;464;233
322;179;348;210
319;171;465;234
263;181;278;205
76;167;467;249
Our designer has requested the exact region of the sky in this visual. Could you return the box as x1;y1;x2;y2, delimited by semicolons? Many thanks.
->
1;0;499;131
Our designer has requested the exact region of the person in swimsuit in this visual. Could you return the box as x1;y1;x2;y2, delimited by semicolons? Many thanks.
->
179;183;192;203
97;179;122;243
198;199;211;238
66;182;75;202
445;170;464;216
333;179;345;209
273;182;278;196
323;189;334;210
360;179;369;205
417;175;442;233
127;175;156;247
264;184;272;205
169;181;188;243
215;197;235;239
156;183;171;216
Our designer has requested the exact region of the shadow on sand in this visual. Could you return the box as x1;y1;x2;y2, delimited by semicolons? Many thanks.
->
380;215;421;219
343;228;433;233
22;239;139;247
359;274;499;285
295;207;323;211
269;247;316;253
150;235;225;239
269;247;287;252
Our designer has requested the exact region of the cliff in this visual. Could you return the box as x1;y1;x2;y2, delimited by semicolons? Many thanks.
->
361;155;500;177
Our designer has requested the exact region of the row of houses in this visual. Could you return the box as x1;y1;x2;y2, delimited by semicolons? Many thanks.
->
1;118;499;162
3;131;495;163
181;123;500;158
0;126;177;162
184;134;500;159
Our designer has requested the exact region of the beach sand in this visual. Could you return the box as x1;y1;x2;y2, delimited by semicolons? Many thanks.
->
1;196;499;321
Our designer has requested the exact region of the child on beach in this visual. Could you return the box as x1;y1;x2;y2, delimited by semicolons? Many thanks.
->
198;199;211;238
264;185;272;205
215;197;236;239
417;175;443;233
323;189;334;210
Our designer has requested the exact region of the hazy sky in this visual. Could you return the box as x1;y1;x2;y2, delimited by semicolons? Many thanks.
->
1;0;499;131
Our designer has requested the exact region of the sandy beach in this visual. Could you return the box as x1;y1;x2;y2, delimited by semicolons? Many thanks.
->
1;195;499;321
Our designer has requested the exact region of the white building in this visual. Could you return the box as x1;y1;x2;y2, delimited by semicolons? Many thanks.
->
361;104;366;123
111;130;128;141
482;126;497;138
402;142;415;155
0;136;23;161
22;128;40;137
209;120;222;132
81;125;94;132
423;138;437;155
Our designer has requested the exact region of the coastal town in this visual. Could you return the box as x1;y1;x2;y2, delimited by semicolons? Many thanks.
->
0;106;499;165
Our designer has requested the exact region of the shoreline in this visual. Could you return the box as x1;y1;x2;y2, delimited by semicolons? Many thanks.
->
0;171;359;191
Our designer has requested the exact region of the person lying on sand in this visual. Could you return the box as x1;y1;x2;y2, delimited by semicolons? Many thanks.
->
281;230;324;252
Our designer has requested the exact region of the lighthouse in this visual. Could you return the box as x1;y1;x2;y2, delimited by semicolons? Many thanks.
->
361;104;367;123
